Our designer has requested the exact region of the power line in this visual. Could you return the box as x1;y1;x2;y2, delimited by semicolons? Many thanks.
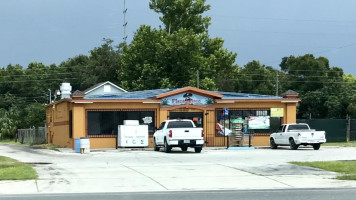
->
0;73;73;78
0;78;77;84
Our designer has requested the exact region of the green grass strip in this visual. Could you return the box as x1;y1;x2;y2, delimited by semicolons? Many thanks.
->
0;156;38;181
322;141;356;147
290;161;356;180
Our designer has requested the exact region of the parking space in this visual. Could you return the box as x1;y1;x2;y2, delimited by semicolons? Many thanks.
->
1;144;356;194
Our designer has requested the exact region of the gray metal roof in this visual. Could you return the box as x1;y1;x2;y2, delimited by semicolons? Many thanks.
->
72;90;85;95
214;91;283;100
84;88;176;100
84;88;282;100
281;90;299;96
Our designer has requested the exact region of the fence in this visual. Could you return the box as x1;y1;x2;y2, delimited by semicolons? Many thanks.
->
16;127;46;145
297;119;356;142
351;119;356;141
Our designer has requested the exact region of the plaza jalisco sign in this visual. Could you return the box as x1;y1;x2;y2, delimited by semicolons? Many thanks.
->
161;92;214;106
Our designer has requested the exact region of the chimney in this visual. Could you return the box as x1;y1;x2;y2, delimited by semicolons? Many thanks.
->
60;83;72;99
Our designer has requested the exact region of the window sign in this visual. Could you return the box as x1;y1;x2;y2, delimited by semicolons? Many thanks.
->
161;92;214;105
271;108;284;117
142;116;153;124
248;116;270;129
224;108;229;115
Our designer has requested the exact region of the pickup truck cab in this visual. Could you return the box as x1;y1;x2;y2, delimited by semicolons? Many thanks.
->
270;123;326;150
153;119;204;153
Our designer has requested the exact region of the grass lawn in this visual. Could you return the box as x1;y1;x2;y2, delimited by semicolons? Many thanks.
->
0;156;38;181
0;139;29;145
322;141;356;147
0;139;60;151
290;161;356;180
33;143;60;151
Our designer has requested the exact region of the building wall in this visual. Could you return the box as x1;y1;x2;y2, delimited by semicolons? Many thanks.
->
47;101;72;148
285;103;297;124
71;102;160;149
90;138;117;149
47;100;298;149
252;135;270;146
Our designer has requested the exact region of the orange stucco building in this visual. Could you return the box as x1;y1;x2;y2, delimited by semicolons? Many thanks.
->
46;81;300;149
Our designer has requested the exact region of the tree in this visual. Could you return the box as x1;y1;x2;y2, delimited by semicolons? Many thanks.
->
0;107;21;139
280;54;330;94
343;74;356;118
58;39;121;91
235;60;277;95
58;54;90;91
279;54;353;118
87;39;121;85
119;0;238;91
149;0;211;34
23;103;46;128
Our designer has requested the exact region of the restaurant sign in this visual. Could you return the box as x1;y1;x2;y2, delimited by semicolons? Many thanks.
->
161;93;214;106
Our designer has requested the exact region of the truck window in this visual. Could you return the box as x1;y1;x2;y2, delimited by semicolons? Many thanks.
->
282;125;286;132
278;125;284;132
158;122;166;130
288;124;309;131
167;121;194;128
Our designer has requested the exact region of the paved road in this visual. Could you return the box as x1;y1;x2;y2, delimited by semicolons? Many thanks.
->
1;144;356;194
1;188;356;200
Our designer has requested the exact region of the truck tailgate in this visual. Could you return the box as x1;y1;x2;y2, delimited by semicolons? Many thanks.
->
299;131;326;142
168;128;202;140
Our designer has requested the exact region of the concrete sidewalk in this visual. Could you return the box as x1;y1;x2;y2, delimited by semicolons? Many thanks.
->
1;144;356;194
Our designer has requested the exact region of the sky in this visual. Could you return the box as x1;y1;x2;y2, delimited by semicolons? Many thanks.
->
1;0;356;75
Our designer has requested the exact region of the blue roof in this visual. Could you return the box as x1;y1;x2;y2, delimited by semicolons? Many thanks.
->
84;88;282;100
213;91;283;100
84;88;176;100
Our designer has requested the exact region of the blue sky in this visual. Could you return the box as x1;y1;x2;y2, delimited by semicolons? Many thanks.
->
1;0;355;75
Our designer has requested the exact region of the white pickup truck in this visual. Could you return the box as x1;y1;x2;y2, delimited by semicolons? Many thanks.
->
270;123;326;150
153;119;204;153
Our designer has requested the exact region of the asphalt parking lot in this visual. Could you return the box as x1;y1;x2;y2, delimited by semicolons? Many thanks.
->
1;144;356;194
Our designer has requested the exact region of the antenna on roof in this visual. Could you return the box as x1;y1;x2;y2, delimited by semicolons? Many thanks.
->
123;0;128;42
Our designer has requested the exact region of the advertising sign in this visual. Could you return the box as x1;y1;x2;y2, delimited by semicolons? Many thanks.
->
161;92;214;106
224;108;229;115
271;108;284;117
248;116;270;129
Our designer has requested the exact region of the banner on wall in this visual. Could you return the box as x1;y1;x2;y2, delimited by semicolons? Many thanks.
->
248;116;270;129
271;108;284;117
161;93;214;106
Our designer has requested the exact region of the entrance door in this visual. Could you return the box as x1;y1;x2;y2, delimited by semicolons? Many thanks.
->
169;112;203;128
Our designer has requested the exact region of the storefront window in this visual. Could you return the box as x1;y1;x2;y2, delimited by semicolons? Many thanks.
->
216;109;281;136
87;110;155;136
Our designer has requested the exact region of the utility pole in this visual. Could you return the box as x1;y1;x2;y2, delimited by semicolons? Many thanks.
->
48;89;51;104
123;0;128;42
196;70;199;88
276;71;279;96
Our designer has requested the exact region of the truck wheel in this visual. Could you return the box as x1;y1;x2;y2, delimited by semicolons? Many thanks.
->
153;138;160;151
194;146;202;153
289;138;299;150
181;146;188;151
313;144;321;150
164;139;171;153
270;138;278;149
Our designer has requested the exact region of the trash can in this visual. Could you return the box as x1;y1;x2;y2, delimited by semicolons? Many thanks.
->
75;138;81;153
80;137;90;153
